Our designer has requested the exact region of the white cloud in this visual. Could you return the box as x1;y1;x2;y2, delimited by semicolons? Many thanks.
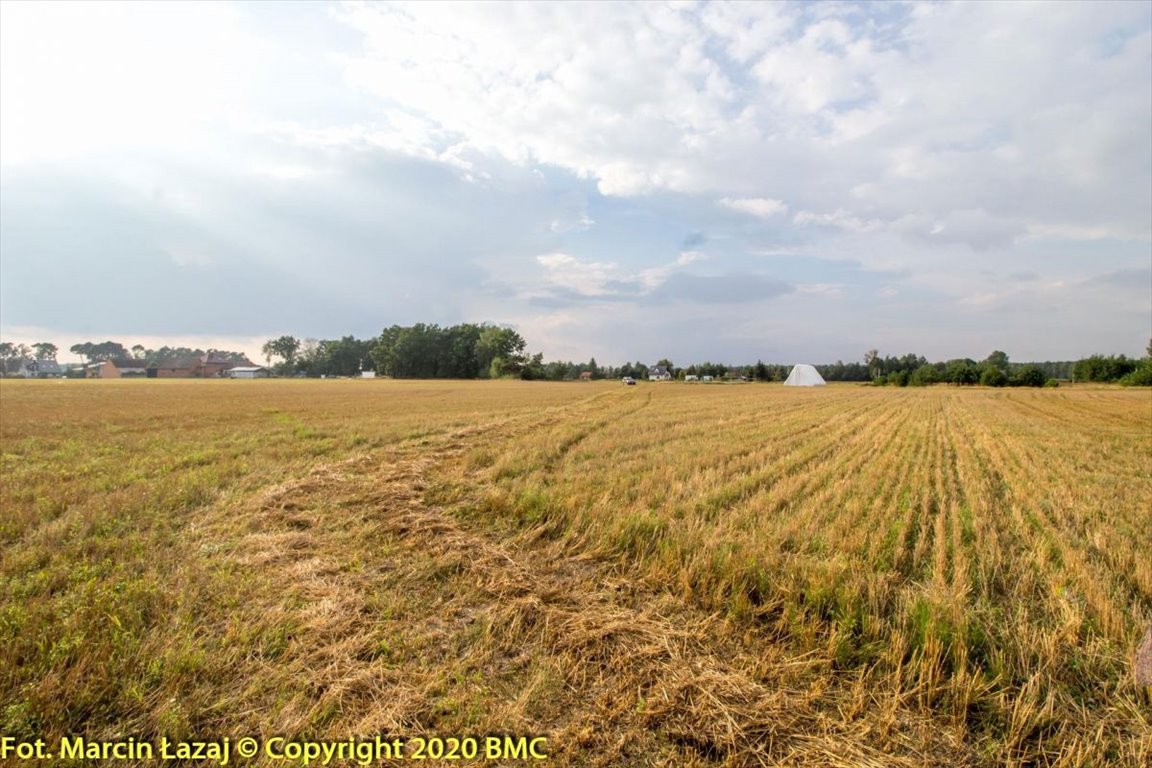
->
327;1;1150;244
796;283;848;297
676;250;707;266
718;197;788;218
535;253;621;296
794;209;883;234
0;1;259;163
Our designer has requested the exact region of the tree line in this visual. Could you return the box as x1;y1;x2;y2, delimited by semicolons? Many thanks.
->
0;341;251;375
262;324;533;379
3;332;1149;386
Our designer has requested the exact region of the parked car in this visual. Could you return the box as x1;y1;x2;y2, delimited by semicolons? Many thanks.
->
621;377;637;385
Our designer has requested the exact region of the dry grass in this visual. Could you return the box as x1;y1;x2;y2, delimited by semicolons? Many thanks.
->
1;379;1149;766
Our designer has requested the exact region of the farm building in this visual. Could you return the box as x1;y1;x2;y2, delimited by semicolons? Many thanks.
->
226;366;270;379
784;364;826;386
85;359;149;378
153;355;256;378
19;360;64;378
648;365;672;381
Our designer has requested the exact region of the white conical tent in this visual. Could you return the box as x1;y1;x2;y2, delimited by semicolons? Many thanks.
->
783;364;826;386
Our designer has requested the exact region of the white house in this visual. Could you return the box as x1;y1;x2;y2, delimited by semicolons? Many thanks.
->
227;366;270;379
19;359;63;378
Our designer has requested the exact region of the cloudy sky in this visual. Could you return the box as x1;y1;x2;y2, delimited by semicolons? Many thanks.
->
1;0;1149;365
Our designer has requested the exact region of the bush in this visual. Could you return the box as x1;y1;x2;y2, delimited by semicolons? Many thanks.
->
909;364;941;387
885;370;910;387
944;360;980;385
1009;365;1048;388
979;367;1008;387
1120;359;1152;386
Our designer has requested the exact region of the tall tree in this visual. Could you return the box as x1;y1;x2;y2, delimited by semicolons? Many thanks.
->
32;342;57;361
984;350;1010;372
69;342;94;363
262;336;301;370
475;325;526;378
0;342;30;374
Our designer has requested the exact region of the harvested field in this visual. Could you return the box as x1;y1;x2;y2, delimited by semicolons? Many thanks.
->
1;379;1150;766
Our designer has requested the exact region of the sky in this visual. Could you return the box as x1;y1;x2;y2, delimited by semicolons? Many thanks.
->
1;0;1149;366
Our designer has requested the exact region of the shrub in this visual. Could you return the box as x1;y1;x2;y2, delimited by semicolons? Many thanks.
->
1120;359;1152;386
1009;365;1048;388
979;367;1008;387
909;364;941;387
885;370;910;387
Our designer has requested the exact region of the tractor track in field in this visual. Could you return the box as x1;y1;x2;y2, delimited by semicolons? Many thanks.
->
184;402;977;768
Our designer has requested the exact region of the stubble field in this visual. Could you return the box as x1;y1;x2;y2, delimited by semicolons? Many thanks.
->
1;379;1149;767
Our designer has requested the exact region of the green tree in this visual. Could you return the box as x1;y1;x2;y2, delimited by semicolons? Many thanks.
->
69;342;93;363
322;336;374;377
1120;358;1152;386
520;352;547;380
1072;355;1137;382
371;326;404;377
944;359;980;385
390;324;442;378
864;349;880;380
980;366;1008;387
984;350;1010;373
885;370;910;387
0;342;30;374
32;342;57;361
475;326;526;378
1009;365;1048;387
71;341;128;363
262;336;301;372
909;363;940;386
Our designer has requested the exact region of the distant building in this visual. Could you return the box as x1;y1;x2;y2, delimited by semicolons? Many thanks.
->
84;354;254;379
579;371;593;381
648;365;672;381
85;359;148;378
226;366;270;379
151;358;199;378
153;355;255;378
19;359;63;378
